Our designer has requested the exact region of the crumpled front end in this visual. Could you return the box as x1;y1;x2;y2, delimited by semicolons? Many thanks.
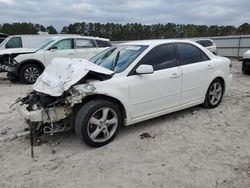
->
16;57;113;134
17;91;72;133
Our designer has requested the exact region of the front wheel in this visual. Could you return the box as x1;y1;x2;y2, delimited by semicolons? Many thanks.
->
75;99;122;147
19;64;42;84
203;79;224;108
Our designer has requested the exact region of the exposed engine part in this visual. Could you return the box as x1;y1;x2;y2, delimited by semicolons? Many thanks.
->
20;91;70;109
43;119;72;135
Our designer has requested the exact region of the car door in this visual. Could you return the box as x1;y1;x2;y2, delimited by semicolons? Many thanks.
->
74;38;99;60
176;43;214;104
127;43;182;119
44;38;76;65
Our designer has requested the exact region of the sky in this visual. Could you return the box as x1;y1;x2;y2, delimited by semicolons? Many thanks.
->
0;0;249;31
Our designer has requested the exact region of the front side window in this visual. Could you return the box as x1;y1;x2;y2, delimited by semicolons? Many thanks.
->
5;37;22;48
137;44;177;71
75;39;94;48
177;43;209;65
90;45;148;73
53;39;73;50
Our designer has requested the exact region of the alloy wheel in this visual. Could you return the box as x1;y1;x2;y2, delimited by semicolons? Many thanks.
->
208;82;223;106
24;67;40;83
87;107;118;143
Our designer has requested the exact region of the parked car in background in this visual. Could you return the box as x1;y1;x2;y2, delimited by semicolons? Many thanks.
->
193;38;217;55
17;40;232;147
0;33;77;50
0;35;111;84
242;49;250;75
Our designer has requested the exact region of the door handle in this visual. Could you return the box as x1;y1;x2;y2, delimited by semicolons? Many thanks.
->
68;53;74;55
207;64;213;69
170;73;181;78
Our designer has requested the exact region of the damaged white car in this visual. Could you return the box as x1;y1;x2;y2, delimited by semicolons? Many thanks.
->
17;40;233;147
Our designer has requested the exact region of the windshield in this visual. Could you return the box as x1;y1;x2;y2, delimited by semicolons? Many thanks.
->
39;39;55;49
90;45;148;73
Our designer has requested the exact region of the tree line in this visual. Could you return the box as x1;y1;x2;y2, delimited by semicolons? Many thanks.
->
1;22;250;40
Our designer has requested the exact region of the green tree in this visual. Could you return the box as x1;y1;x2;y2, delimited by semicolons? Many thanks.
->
237;23;250;35
46;25;57;34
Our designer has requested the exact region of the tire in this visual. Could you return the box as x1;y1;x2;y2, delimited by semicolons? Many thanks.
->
242;62;250;75
75;99;122;147
203;78;224;109
19;64;42;84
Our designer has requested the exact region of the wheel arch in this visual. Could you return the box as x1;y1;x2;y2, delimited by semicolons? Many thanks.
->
210;76;225;93
76;94;127;123
16;59;45;76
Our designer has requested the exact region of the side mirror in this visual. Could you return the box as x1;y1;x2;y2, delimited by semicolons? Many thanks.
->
136;64;154;75
49;46;57;51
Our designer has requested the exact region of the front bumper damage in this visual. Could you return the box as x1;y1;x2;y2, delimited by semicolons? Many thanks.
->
17;103;72;129
16;83;96;134
0;54;18;73
0;49;37;73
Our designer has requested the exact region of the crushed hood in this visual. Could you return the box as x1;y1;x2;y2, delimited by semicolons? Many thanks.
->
33;57;114;97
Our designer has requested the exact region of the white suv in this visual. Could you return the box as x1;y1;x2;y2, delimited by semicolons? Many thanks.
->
0;36;111;84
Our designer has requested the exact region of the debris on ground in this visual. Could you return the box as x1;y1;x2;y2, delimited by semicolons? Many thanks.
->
191;110;198;115
140;132;156;139
0;127;11;135
1;130;7;135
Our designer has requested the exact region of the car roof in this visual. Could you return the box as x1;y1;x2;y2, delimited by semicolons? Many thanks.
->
120;39;196;47
51;35;110;41
192;38;214;42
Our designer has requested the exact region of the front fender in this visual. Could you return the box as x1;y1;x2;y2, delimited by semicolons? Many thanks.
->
71;78;132;124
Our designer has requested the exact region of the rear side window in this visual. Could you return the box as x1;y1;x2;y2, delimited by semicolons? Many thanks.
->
138;43;177;71
196;40;213;47
53;39;73;50
96;40;112;47
177;43;209;65
75;39;95;48
5;37;22;48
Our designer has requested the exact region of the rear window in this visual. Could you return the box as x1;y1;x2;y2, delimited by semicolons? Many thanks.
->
5;37;22;48
96;40;112;47
177;43;209;65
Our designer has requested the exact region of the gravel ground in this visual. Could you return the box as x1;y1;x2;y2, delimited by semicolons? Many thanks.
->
0;59;249;188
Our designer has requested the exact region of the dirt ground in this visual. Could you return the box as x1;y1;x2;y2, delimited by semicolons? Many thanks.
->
0;59;249;188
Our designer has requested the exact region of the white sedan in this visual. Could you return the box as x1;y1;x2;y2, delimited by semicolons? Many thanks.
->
18;40;233;147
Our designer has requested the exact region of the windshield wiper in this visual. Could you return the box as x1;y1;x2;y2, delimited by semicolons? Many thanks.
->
111;51;120;71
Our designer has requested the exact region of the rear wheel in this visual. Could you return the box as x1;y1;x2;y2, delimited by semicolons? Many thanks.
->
19;64;42;84
75;99;122;147
204;78;224;108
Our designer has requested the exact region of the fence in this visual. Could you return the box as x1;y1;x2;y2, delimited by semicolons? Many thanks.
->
112;35;250;58
210;35;250;58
